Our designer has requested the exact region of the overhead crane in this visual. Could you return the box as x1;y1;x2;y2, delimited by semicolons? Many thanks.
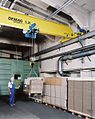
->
0;7;78;42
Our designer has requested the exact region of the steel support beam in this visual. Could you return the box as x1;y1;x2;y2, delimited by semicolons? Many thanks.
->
33;30;95;57
0;38;32;47
0;50;21;56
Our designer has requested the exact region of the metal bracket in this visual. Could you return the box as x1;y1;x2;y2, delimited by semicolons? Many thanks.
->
81;57;84;64
78;38;91;62
78;37;84;47
65;61;68;65
87;56;91;62
81;56;91;63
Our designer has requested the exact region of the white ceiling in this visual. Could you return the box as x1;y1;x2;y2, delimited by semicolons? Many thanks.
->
39;0;95;12
0;0;95;28
75;0;95;11
38;0;67;8
24;0;49;10
0;0;95;12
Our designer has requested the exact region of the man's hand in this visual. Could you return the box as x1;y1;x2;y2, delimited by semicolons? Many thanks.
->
10;92;11;95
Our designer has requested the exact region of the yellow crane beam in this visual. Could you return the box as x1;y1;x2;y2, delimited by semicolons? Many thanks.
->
0;7;74;37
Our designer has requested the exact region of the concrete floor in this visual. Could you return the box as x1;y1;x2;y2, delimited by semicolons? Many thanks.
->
0;96;84;119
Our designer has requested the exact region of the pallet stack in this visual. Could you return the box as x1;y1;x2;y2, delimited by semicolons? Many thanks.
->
68;78;95;118
92;82;95;117
24;77;43;95
43;77;67;109
24;77;95;118
30;79;43;94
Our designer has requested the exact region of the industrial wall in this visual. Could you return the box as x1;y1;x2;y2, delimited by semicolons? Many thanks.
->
0;58;39;95
90;10;95;30
38;37;95;77
36;9;95;77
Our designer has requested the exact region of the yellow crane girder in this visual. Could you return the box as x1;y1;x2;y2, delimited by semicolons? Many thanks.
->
0;7;74;38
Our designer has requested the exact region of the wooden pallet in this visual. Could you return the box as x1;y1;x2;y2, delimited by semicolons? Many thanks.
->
29;96;43;103
68;109;94;119
42;101;67;111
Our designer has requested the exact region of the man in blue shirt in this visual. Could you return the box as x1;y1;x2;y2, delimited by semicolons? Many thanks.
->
8;77;15;107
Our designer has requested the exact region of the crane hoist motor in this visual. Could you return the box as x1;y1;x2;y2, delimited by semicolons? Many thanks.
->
23;23;39;39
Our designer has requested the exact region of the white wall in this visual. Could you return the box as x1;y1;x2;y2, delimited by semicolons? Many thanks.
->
39;37;95;77
90;10;95;30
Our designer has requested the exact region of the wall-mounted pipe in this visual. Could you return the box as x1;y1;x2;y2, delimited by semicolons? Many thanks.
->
35;43;95;62
58;49;95;76
62;50;95;61
58;56;64;76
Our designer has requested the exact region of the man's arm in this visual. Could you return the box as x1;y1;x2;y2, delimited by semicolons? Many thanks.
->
8;82;11;95
8;87;11;95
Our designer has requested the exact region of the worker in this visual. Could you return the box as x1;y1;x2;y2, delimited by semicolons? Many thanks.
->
8;76;15;107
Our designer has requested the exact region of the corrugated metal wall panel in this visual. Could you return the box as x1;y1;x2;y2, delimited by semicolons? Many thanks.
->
0;58;39;95
0;58;11;95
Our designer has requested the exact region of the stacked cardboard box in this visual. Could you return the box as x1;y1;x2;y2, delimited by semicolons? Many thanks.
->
43;77;67;109
91;82;95;118
30;79;43;94
24;77;43;95
68;81;83;112
74;81;83;113
68;80;74;111
83;82;92;116
68;78;95;118
61;79;67;109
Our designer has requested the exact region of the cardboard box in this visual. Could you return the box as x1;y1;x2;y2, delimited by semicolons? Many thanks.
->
61;85;67;99
83;82;92;116
43;77;67;109
74;81;83;113
50;97;56;105
68;80;74;110
68;79;94;118
61;98;67;109
55;86;61;98
30;79;43;94
51;85;56;97
43;96;47;103
46;96;51;104
44;85;50;96
44;77;62;85
55;97;61;107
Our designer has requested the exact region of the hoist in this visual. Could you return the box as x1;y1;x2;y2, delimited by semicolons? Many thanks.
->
24;23;39;39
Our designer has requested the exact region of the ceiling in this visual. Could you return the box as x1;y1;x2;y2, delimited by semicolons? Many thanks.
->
0;0;94;54
75;0;95;11
0;0;94;25
0;0;94;19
